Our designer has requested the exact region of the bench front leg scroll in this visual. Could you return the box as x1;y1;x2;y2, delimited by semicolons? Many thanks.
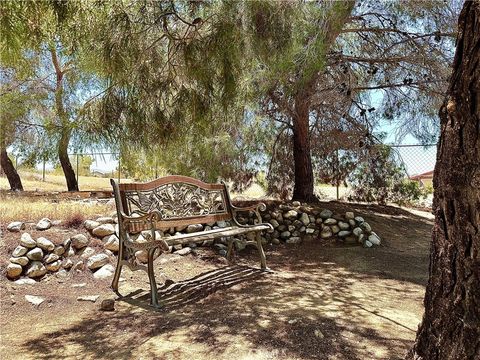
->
256;232;267;270
147;248;159;307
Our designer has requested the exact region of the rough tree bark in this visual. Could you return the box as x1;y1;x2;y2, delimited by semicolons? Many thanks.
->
292;93;316;202
408;1;480;359
0;147;23;191
288;1;355;202
50;47;78;192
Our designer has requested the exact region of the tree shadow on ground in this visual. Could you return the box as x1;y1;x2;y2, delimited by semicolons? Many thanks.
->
21;261;416;360
20;201;431;359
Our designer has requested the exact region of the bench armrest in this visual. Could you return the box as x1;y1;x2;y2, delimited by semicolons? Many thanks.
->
231;202;268;227
119;210;170;251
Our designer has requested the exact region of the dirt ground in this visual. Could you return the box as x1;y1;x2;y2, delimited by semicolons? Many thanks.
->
0;201;434;360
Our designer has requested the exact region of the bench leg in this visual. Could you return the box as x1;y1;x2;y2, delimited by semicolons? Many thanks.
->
226;238;235;261
147;248;159;307
111;246;124;295
256;232;267;270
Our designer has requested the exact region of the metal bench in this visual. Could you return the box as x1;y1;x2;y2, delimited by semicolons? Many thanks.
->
110;175;273;307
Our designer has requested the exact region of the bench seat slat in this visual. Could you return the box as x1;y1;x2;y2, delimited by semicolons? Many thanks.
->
164;224;270;245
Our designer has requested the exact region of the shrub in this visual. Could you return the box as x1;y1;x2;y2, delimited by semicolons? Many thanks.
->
348;145;428;206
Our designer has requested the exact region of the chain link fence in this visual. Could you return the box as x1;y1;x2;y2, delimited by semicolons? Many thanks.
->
3;144;438;208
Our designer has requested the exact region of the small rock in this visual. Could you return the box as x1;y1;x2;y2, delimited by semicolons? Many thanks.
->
53;245;65;256
26;261;47;278
26;247;44;261
269;219;280;228
44;253;59;264
338;230;351;238
20;233;36;248
79;246;96;259
96;216;115;224
234;239;246;251
52;220;62;226
364;240;373;248
6;263;23;279
280;231;291;240
77;295;100;302
299;213;310;225
100;299;115;311
305;228;315;234
292;201;301;207
286;237;301;244
7;221;25;232
73;260;84;271
324;218;337;225
9;256;29;266
314;329;325;338
14;278;36;285
63;259;74;269
353;227;363;237
174;247;192;255
368;232;381;245
36;237;55;251
345;212;355;220
36;218;52;231
331;225;340;234
71;234;90;249
272;238;281;245
56;269;69;278
216;221;227;228
63;238;72;249
135;250;148;263
186;224;203;233
93;264;115;279
102;235;119;252
360;222;372;233
84;220;101;231
92;224;115;237
315;218;323;224
354;216;365;224
319;209;333;219
320;228;333;239
46;260;62;272
338;221;350;230
87;254;109;270
25;295;45;306
284;210;298;220
12;245;28;257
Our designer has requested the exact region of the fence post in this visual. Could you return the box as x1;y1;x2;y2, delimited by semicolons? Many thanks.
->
76;154;79;188
15;156;18;169
118;154;121;184
42;159;46;182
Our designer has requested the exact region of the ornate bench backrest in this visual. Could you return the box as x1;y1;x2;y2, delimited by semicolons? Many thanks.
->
112;176;232;231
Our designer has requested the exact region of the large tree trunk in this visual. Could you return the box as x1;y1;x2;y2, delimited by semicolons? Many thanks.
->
51;47;78;192
292;95;317;202
58;128;78;191
408;2;480;359
0;148;23;191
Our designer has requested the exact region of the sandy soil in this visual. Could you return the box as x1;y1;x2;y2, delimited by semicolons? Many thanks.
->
0;201;433;360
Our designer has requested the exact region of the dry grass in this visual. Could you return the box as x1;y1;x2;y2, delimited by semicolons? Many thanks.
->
0;195;114;223
0;171;132;192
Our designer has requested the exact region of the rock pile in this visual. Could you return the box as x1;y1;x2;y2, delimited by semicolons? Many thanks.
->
5;203;381;281
234;202;381;248
6;229;114;281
